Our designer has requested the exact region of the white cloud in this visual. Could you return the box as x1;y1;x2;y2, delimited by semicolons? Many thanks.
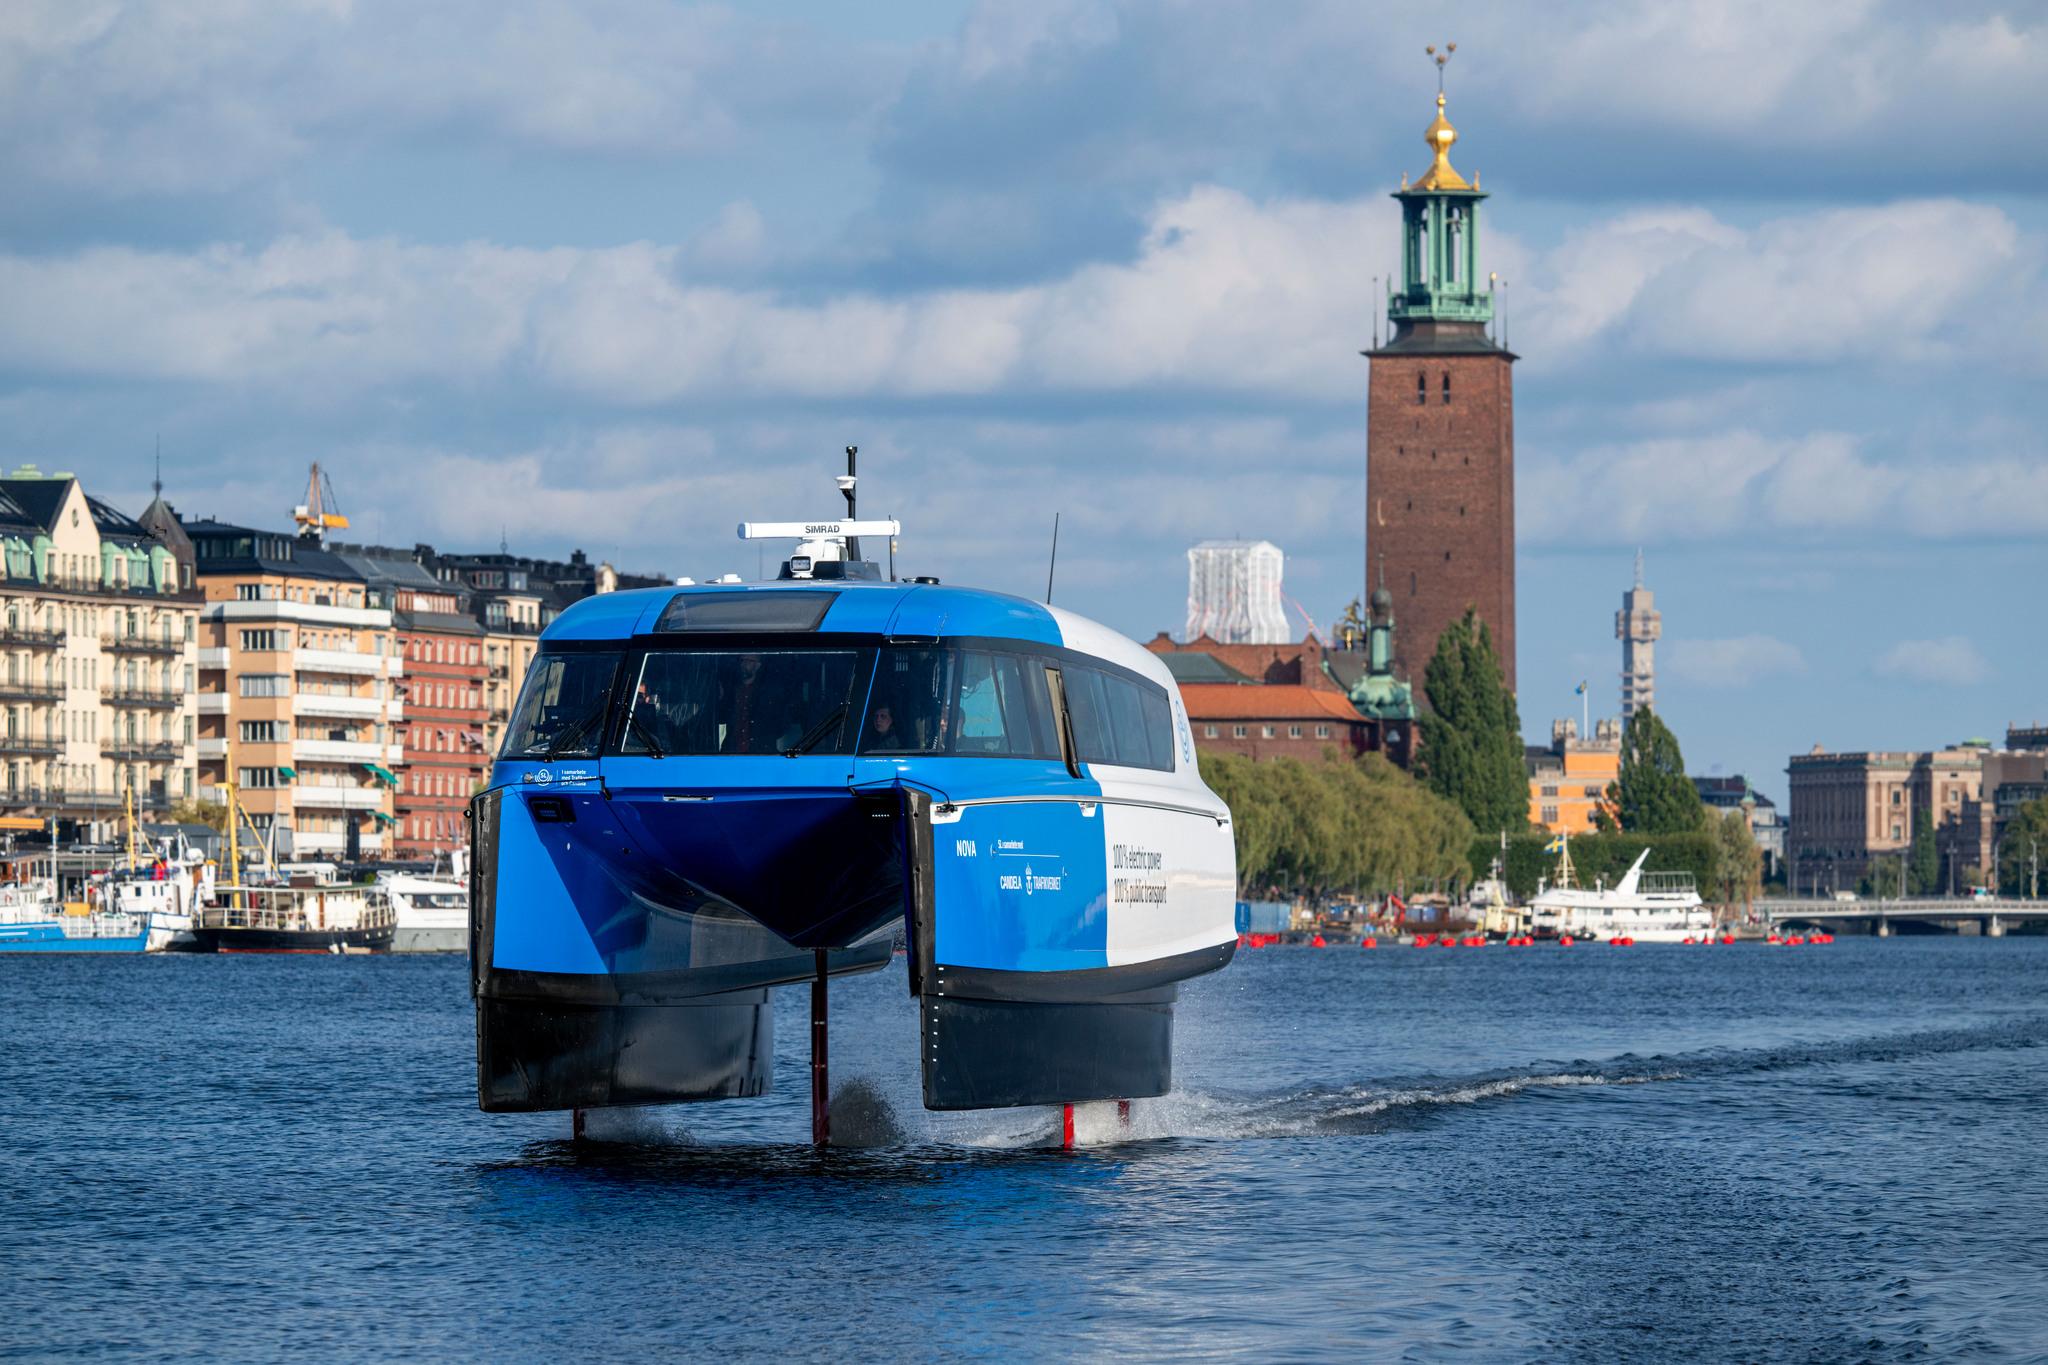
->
1874;636;1990;686
1521;429;2048;545
1664;635;1807;689
2;192;2038;407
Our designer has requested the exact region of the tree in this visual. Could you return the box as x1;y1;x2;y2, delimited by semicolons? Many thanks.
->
1997;796;2048;898
1417;609;1527;836
1711;809;1762;908
1604;706;1706;835
167;798;227;832
1907;807;1939;896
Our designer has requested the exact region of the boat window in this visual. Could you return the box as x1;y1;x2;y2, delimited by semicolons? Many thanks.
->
624;648;867;756
501;653;620;759
653;590;835;633
1061;664;1175;772
859;646;1059;759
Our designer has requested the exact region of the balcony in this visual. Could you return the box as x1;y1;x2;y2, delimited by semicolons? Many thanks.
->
0;626;65;649
0;785;171;812
103;686;185;710
0;680;64;703
488;663;510;678
293;647;401;678
289;829;386;854
100;739;182;763
198;648;231;670
0;736;63;756
293;692;387;721
198;737;227;760
209;599;391;630
487;705;509;723
103;634;184;657
291;738;387;764
196;694;232;716
291;786;387;810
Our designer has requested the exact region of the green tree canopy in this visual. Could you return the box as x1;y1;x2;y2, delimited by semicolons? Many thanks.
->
1603;706;1707;835
1200;750;1475;900
1908;807;1940;895
1996;797;2048;897
1417;609;1527;836
1711;809;1762;906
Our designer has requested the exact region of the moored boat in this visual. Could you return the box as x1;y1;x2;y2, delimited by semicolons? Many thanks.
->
1528;838;1711;943
193;873;395;954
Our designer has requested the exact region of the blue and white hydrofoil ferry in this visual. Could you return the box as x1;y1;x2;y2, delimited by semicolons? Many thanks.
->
470;481;1237;1125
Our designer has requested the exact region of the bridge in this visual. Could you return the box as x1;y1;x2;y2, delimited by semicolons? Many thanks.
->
1753;897;2048;937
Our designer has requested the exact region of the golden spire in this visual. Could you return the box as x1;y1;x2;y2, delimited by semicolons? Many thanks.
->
1411;43;1471;192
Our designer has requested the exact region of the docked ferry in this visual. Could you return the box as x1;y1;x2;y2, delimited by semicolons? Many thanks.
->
470;486;1237;1118
1528;842;1712;943
193;864;395;953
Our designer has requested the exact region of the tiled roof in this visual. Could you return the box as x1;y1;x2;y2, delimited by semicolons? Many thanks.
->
1178;683;1364;723
1157;652;1251;685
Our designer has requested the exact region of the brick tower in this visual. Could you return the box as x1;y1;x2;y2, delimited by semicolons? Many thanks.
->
1365;68;1516;693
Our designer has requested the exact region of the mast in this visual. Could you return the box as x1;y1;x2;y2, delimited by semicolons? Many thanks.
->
224;740;242;911
124;782;137;870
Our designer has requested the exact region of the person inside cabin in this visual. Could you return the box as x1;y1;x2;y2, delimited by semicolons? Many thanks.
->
866;702;899;747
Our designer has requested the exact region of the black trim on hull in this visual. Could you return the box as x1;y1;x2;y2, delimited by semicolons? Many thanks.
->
929;939;1236;1005
190;925;393;954
922;995;1174;1111
480;936;894;1007
477;992;772;1112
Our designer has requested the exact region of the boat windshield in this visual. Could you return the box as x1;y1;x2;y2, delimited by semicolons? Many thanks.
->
502;653;621;759
623;647;870;757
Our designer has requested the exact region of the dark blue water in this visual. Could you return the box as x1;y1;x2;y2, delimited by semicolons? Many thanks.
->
5;939;2046;1361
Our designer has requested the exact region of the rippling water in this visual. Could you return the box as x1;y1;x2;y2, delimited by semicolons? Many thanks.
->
5;938;2046;1361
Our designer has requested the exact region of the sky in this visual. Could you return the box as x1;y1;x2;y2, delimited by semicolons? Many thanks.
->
2;0;2044;800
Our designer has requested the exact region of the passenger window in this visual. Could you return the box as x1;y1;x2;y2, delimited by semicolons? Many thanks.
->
952;650;1010;754
861;646;951;754
1061;664;1174;771
992;653;1058;758
1063;666;1113;764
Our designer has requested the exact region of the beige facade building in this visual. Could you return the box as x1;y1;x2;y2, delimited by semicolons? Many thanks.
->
0;468;202;830
187;520;403;861
1785;745;1982;895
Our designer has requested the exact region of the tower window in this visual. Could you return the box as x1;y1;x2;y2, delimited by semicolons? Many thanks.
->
1415;373;1426;405
1444;551;1452;562
1442;372;1452;404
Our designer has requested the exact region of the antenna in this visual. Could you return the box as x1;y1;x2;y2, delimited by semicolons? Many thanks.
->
1425;41;1456;92
1045;512;1061;605
153;435;162;499
1633;547;1645;589
838;445;860;561
1372;274;1380;349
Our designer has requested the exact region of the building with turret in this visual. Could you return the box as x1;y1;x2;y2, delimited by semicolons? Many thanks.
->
1365;67;1517;692
1617;551;1660;721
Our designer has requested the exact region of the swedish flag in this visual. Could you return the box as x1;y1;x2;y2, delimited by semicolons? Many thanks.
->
1573;680;1587;696
1545;835;1565;854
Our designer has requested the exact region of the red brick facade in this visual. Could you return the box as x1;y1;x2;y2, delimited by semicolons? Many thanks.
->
1144;633;1343;691
1365;343;1516;692
1178;683;1370;762
393;611;487;862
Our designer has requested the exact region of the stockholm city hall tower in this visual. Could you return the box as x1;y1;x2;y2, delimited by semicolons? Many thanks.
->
1365;55;1517;693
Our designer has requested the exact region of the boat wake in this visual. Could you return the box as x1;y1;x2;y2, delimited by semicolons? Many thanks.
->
534;1015;2048;1157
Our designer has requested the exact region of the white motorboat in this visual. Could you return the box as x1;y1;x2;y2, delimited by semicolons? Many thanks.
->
1528;840;1712;943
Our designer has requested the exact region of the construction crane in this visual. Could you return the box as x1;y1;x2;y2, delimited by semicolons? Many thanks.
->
292;462;349;542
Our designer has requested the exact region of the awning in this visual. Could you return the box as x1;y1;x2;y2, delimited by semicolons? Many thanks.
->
362;763;398;786
370;810;397;827
276;766;297;779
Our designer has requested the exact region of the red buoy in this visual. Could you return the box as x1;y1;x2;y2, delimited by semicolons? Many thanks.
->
1310;934;1327;948
1361;937;1377;949
1559;935;1574;946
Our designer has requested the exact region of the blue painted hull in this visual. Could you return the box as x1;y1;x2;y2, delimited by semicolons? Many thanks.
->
0;920;152;952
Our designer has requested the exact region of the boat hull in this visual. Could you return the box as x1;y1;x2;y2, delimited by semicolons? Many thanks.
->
0;919;152;952
393;925;466;954
189;924;395;954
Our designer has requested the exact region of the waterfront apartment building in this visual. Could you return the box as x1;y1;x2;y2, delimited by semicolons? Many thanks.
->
1784;745;1983;895
187;522;403;861
333;546;487;863
0;469;203;830
1527;718;1620;834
